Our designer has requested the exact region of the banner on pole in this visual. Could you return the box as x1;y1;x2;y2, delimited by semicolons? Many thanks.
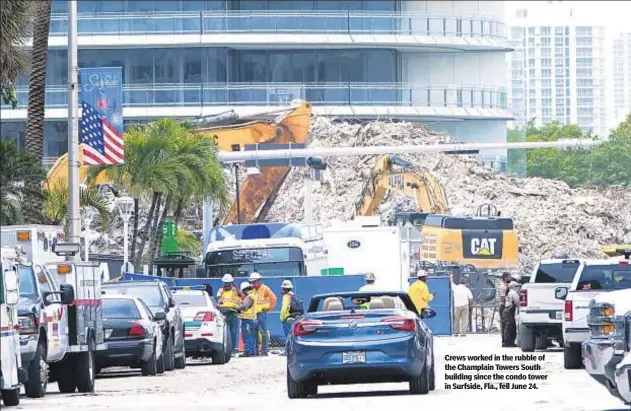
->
78;67;124;166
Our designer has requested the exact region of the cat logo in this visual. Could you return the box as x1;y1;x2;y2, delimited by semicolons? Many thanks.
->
470;238;498;256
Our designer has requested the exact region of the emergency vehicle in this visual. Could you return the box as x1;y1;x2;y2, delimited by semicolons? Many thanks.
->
1;258;27;406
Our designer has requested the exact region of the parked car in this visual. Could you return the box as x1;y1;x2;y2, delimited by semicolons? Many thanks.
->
97;295;165;376
102;281;185;371
171;287;231;364
285;291;436;399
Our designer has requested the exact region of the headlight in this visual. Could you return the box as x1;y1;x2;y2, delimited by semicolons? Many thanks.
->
588;302;628;352
18;316;37;335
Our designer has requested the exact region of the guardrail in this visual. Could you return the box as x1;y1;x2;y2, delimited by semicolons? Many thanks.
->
2;83;508;110
48;11;507;39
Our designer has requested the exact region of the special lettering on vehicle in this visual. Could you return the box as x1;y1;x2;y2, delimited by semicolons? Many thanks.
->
231;249;273;260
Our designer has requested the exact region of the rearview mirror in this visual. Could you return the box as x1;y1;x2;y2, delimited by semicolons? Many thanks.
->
421;308;436;319
154;311;166;321
168;297;176;308
59;284;75;305
4;270;19;306
555;286;568;300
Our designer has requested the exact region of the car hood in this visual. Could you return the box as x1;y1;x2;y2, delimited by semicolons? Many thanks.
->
17;295;39;316
591;289;631;314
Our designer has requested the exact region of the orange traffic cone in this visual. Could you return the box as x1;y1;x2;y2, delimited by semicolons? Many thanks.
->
238;333;244;352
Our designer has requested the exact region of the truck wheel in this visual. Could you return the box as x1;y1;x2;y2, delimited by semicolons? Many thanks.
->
563;343;583;369
57;357;77;393
164;336;175;371
76;337;96;393
25;340;47;398
1;388;20;406
141;349;157;376
535;334;548;350
519;327;535;352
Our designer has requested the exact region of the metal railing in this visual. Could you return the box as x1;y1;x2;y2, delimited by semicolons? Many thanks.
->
47;11;507;39
2;83;508;110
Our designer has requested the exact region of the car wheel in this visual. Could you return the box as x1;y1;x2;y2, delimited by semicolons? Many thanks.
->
429;361;436;391
223;332;232;364
1;388;20;406
57;356;77;393
141;348;158;376
410;354;430;395
519;327;535;352
211;330;228;365
25;340;48;398
563;343;583;369
286;367;307;399
535;334;548;350
76;336;96;393
164;336;175;371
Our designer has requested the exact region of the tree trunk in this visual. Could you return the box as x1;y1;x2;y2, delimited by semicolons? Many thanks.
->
143;193;162;266
148;195;170;273
173;198;184;225
130;197;139;262
23;0;51;223
134;192;159;268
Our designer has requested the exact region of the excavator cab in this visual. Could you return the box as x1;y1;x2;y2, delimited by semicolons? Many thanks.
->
477;204;501;217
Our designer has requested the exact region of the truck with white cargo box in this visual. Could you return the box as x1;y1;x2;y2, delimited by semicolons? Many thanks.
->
0;225;66;264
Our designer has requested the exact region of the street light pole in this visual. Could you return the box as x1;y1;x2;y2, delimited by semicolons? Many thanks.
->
116;197;135;274
67;0;81;253
235;164;241;224
81;206;97;261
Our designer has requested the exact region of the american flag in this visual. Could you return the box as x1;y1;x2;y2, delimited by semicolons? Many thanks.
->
80;101;124;165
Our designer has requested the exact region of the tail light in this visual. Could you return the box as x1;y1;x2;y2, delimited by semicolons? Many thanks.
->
519;289;527;307
564;300;573;321
129;322;147;337
382;317;416;332
619;261;629;265
293;320;322;336
194;312;214;322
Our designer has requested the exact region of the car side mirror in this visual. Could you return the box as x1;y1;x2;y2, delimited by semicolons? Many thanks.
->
555;286;568;300
421;308;436;319
154;311;166;321
60;284;75;305
168;297;176;308
4;270;19;306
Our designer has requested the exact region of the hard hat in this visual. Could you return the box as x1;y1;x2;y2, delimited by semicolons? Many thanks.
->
248;271;262;282
221;274;234;283
551;251;569;259
508;281;521;289
281;280;293;289
416;270;428;278
365;272;376;282
240;282;252;292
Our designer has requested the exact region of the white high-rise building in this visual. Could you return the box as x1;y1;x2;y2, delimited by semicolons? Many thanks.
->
612;32;631;124
507;2;611;137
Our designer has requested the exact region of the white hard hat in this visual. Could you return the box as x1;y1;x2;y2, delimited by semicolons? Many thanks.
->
240;282;252;292
417;270;428;278
365;272;376;282
248;271;262;282
281;280;293;289
222;274;234;283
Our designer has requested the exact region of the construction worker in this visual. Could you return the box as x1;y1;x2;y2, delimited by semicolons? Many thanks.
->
502;281;521;347
279;280;296;337
358;272;376;291
409;269;435;314
235;282;258;357
451;274;473;336
498;272;512;345
249;272;277;356
217;274;240;354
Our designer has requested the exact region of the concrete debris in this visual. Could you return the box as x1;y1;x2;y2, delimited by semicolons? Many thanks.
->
266;117;631;273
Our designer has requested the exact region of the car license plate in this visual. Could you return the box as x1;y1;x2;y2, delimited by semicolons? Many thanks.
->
104;329;113;339
555;311;562;320
342;351;366;364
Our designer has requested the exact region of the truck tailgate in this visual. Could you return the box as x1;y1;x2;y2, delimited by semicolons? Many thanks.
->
569;291;601;327
524;283;569;310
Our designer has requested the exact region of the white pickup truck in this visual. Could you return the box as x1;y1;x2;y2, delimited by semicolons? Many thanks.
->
518;259;582;352
556;256;631;369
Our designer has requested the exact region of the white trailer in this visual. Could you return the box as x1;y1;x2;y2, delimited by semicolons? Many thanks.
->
0;225;66;264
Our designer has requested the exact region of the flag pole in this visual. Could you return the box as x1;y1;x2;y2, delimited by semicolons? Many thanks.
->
67;0;81;257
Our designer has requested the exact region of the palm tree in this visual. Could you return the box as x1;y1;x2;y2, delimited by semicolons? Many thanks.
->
43;180;110;229
23;0;52;222
0;0;33;109
0;141;46;225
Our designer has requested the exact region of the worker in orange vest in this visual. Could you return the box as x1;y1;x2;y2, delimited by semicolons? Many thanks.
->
249;272;277;356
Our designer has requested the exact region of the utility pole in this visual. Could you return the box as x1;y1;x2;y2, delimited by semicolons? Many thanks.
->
67;0;81;256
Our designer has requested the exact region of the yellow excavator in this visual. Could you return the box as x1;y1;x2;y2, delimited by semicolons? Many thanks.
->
45;101;313;225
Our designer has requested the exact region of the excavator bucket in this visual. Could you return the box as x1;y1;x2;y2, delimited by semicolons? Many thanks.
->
45;144;111;189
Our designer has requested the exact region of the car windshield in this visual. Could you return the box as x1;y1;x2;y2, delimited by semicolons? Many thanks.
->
534;262;580;283
173;293;207;306
103;285;164;307
311;295;407;312
103;298;141;319
18;265;37;297
576;265;631;291
206;261;303;278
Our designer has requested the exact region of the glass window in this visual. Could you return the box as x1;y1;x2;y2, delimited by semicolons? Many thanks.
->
269;53;292;82
0;122;26;150
18;265;37;297
44;122;69;157
47;50;68;86
77;0;98;13
78;49;101;69
239;52;268;82
173;292;208;306
154;49;181;83
138;299;154;320
126;0;154;12
51;0;67;13
290;52;317;83
99;50;126;83
103;285;165;307
128;49;154;83
534;262;580;283
183;49;203;83
102;298;142;319
577;265;631;291
205;48;228;82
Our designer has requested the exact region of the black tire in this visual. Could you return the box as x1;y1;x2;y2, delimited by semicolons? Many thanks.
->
535;334;548;350
164;335;175;371
156;349;165;374
25;340;47;398
287;367;307;399
564;343;583;369
57;356;77;393
519;327;535;352
429;362;436;391
76;337;96;393
410;354;430;395
223;332;232;364
1;388;20;406
141;349;158;376
174;353;186;370
306;383;318;396
211;331;228;365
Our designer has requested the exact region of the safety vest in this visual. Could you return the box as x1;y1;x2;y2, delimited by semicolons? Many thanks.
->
254;284;273;313
218;287;240;309
239;294;257;321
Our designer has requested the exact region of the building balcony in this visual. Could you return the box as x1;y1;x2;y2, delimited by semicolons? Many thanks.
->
40;11;510;51
0;82;511;121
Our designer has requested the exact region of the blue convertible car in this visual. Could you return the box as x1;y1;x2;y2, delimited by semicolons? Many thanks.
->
286;291;436;398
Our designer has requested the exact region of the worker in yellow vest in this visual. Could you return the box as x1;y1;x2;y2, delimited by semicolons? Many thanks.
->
217;274;241;354
235;282;258;357
249;272;277;356
409;269;435;314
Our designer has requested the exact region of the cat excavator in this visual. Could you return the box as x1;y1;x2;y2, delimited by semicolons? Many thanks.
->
45;100;313;225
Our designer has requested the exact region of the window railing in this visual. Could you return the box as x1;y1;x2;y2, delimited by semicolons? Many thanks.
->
2;83;508;110
48;11;507;39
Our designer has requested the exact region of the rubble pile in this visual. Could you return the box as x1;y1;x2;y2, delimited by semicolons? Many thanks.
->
267;117;631;272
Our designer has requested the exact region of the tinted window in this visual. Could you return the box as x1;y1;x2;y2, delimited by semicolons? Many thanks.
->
443;218;514;230
103;298;141;319
18;265;37;297
103;285;164;307
311;295;408;312
173;293;207;306
534;262;580;283
576;265;631;291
